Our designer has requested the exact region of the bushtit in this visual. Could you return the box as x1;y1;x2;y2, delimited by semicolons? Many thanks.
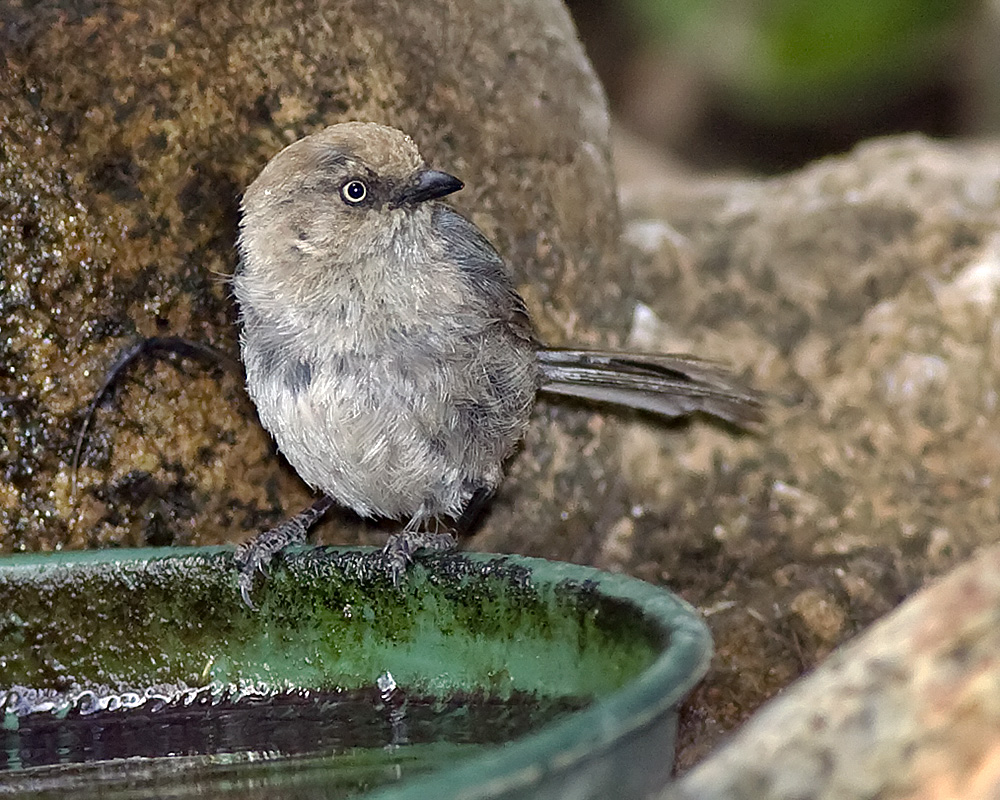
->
233;121;760;606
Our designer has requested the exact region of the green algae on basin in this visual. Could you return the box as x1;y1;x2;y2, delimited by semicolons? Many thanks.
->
0;547;711;799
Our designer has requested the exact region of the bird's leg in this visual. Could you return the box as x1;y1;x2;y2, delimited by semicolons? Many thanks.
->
452;487;493;537
235;495;335;607
383;510;457;584
381;487;493;581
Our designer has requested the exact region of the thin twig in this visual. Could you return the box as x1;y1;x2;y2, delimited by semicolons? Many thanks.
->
70;336;242;503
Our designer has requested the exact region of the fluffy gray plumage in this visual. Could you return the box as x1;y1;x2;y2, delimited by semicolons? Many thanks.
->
232;122;760;600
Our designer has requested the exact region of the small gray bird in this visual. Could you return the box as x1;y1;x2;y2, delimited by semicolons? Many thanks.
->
232;121;760;605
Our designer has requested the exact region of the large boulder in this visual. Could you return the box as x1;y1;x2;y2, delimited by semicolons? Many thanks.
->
1;0;635;554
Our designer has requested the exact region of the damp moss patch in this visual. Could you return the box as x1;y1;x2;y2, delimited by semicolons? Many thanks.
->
1;547;661;700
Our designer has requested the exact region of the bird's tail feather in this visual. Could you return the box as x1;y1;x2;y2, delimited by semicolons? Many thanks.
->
536;348;763;425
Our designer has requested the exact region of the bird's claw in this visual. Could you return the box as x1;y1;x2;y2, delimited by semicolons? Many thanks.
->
234;519;309;609
238;578;257;610
382;531;457;584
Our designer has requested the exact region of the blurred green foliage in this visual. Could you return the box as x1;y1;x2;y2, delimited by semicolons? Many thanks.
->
627;0;968;123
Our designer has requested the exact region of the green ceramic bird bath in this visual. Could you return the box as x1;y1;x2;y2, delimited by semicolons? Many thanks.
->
0;546;711;799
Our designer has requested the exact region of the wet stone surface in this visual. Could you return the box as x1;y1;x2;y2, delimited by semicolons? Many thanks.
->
0;0;618;554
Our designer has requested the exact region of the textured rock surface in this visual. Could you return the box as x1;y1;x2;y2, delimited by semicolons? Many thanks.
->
613;131;1000;765
660;543;1000;800
1;0;627;553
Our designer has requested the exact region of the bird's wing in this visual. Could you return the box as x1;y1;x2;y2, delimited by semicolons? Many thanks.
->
431;204;538;346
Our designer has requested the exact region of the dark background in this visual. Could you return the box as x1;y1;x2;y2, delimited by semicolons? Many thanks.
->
567;0;991;172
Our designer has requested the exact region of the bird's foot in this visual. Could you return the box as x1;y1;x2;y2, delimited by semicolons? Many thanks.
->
235;496;334;608
382;531;457;584
235;520;307;608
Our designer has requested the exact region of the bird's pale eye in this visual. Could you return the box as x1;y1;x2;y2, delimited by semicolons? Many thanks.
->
340;179;368;205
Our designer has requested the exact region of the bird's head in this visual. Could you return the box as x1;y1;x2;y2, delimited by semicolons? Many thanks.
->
239;121;462;268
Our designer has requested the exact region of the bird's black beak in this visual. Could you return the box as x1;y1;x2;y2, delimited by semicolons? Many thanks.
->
393;169;464;207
